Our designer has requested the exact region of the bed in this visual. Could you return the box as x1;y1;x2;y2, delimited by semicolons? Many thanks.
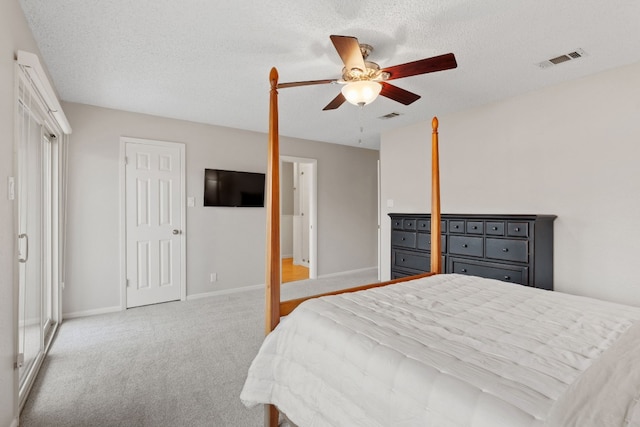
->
240;68;640;426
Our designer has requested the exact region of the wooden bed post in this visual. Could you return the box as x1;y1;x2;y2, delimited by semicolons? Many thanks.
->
430;117;442;274
262;71;441;426
265;67;281;334
265;67;281;427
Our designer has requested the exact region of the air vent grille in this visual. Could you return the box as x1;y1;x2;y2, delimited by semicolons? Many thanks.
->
549;55;572;65
538;49;587;69
379;112;401;120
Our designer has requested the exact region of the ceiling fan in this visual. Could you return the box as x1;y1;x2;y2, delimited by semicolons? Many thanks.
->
277;35;458;110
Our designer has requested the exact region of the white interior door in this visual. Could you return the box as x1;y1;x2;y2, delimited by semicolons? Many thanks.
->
292;163;302;265
298;164;311;267
125;140;184;308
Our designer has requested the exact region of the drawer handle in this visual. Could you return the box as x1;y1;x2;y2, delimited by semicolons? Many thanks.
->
504;275;511;280
454;225;459;229
401;258;406;262
492;226;498;230
514;227;520;232
461;268;467;273
502;248;509;252
472;226;477;229
401;237;406;241
462;244;468;248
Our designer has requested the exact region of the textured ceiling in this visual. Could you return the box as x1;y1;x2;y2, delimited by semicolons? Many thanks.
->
18;0;640;149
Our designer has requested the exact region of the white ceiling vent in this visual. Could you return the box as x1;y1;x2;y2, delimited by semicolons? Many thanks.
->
538;49;587;69
379;112;402;120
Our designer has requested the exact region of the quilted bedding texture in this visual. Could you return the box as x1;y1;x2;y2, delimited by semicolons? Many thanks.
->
241;274;640;427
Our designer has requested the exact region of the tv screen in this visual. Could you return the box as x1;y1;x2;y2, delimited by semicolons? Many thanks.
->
203;169;265;207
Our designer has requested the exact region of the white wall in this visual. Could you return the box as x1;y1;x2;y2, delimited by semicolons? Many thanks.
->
62;102;379;315
381;61;640;306
1;0;52;424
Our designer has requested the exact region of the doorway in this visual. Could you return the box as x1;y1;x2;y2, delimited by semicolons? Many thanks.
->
121;137;186;308
281;156;317;281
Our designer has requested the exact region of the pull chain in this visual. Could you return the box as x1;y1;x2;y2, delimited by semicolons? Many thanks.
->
358;105;364;144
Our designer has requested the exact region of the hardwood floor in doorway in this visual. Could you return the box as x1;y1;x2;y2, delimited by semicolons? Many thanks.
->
282;258;309;283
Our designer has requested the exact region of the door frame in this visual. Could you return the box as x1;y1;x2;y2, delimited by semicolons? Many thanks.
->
13;70;64;409
280;156;317;279
377;159;381;281
119;137;186;310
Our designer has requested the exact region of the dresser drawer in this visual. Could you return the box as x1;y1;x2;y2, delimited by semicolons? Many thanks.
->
392;231;416;249
416;233;447;252
393;250;429;272
507;222;529;237
392;218;404;230
486;238;528;263
449;220;465;233
449;235;483;257
466;221;483;234
403;219;417;231
416;219;446;232
392;270;416;279
450;258;527;286
486;221;505;236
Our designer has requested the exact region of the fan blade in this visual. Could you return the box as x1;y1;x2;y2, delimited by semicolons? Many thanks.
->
380;82;421;105
277;79;337;89
330;35;366;73
322;92;346;110
383;53;457;80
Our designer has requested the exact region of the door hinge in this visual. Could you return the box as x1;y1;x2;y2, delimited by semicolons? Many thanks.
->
126;279;130;287
15;353;24;369
124;156;129;165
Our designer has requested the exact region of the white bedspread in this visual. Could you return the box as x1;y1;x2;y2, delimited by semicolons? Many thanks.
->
241;274;640;427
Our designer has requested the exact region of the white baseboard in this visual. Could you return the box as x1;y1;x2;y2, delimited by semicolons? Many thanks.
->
175;267;378;302
187;283;264;300
318;266;377;279
63;305;121;319
281;253;293;259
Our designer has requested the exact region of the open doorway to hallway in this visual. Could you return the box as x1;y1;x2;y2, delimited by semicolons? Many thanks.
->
281;156;317;282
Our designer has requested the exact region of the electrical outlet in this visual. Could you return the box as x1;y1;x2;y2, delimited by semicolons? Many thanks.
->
210;273;217;283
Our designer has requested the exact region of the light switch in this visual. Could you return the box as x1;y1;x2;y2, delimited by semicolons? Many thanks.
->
187;196;195;207
7;177;15;200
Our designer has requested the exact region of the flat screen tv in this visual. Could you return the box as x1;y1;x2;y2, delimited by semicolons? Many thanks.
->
204;169;265;207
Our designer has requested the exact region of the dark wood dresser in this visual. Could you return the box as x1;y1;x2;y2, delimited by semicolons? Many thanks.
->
389;214;556;290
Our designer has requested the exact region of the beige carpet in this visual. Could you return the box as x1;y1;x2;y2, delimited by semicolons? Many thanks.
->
20;269;378;427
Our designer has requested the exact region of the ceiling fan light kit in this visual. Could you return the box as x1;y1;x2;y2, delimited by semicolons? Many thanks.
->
276;35;457;111
341;80;383;106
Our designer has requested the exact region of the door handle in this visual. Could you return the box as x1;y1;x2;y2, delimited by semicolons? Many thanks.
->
172;229;181;235
18;233;28;263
